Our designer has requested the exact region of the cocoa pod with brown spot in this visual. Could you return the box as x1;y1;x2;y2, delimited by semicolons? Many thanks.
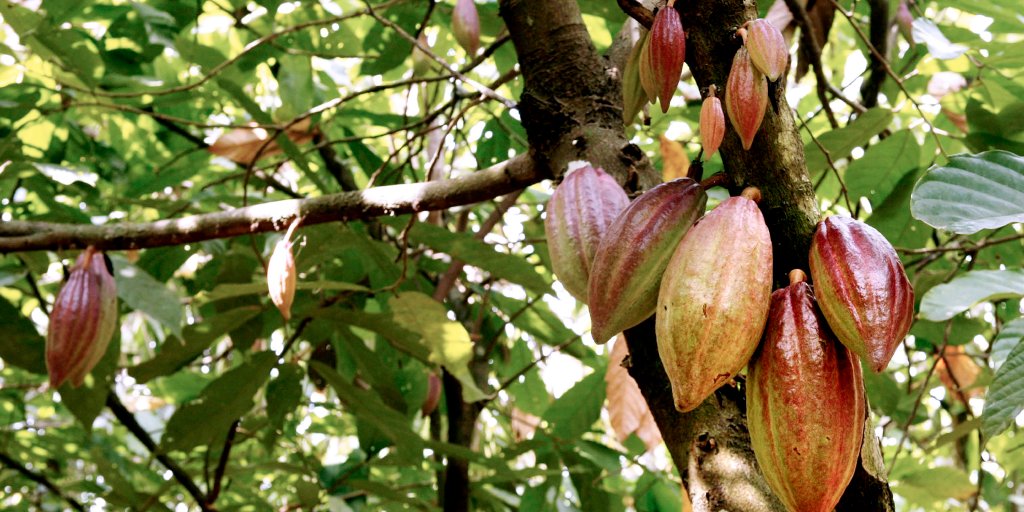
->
655;187;772;412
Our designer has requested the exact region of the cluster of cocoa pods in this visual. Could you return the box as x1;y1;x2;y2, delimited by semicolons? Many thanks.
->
623;12;789;156
546;166;914;511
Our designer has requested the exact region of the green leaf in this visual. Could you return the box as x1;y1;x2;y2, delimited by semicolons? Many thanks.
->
982;339;1024;440
112;256;183;339
896;466;975;504
200;280;369;302
129;306;262;383
309;361;423;462
161;351;277;452
311;308;430;363
60;336;120;431
804;108;894;177
399;220;550;294
911;151;1024;234
919;270;1024;321
388;292;488;402
266;363;303;434
993;317;1024;368
543;370;606;439
0;295;46;374
846;130;921;204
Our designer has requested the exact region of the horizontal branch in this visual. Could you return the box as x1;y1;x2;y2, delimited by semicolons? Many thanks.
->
0;155;541;253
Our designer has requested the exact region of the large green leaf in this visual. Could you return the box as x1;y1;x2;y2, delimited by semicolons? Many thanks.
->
161;351;276;453
129;306;262;383
0;296;46;374
388;292;488;402
393;220;550;294
982;339;1024;440
919;270;1024;321
112;256;183;338
542;370;606;439
845;130;921;204
895;466;975;504
911;151;1024;234
804;108;893;177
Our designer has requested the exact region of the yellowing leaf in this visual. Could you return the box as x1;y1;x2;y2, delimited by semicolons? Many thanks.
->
605;335;662;452
389;292;488;402
659;134;690;182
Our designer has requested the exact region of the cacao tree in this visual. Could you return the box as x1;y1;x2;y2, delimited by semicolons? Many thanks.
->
0;0;1022;510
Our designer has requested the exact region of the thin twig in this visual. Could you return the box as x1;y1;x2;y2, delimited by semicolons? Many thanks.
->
106;393;213;511
0;451;86;511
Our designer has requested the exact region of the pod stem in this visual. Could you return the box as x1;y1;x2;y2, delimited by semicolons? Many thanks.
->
740;186;762;203
788;268;807;285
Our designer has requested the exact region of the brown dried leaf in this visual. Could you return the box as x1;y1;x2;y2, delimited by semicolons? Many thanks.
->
208;118;315;165
659;134;690;182
937;345;982;405
605;335;662;452
511;407;540;441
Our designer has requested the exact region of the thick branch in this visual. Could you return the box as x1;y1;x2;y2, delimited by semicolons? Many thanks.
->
0;155;539;253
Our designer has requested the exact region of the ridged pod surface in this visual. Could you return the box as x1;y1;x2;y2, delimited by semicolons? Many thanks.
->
638;32;657;104
809;216;915;373
46;247;118;388
622;30;650;123
745;19;788;81
452;0;480;56
699;85;725;158
545;165;630;303
589;179;707;344
747;270;866;512
725;46;768;150
647;6;686;113
656;189;772;412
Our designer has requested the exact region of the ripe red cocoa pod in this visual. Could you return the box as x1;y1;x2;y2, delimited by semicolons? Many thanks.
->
268;220;301;321
452;0;480;56
744;19;788;82
589;178;707;344
656;187;772;412
46;246;118;389
699;85;725;159
809;216;915;373
725;46;768;150
747;269;866;512
545;165;630;302
647;6;686;113
622;30;650;123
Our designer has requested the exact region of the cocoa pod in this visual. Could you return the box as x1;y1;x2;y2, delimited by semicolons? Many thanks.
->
422;372;442;416
656;187;772;412
647;5;686;113
744;19;788;82
589;178;707;344
638;31;657;104
545;165;630;302
809;216;915;373
622;29;650;123
268;220;301;321
452;0;480;56
747;269;866;512
699;85;725;159
46;246;118;389
896;0;915;47
725;46;768;150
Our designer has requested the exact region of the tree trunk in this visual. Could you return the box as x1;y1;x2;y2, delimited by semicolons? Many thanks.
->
502;0;895;510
